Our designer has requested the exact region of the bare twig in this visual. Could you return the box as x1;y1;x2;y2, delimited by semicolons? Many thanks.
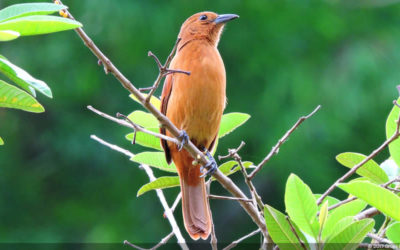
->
223;228;261;250
164;192;181;218
367;233;393;245
87;105;179;145
57;1;271;241
218;141;246;160
317;197;358;216
90;135;188;248
317;106;400;206
210;210;218;250
208;194;253;203
354;207;380;221
286;217;307;250
248;105;321;180
124;231;174;250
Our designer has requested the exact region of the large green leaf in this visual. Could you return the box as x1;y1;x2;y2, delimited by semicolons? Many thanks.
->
285;174;319;239
130;151;177;173
386;98;400;167
326;216;354;241
0;80;44;112
129;93;161;110
0;15;81;36
321;199;367;240
218;112;250;138
137;176;179;197
0;30;19;41
386;222;400;243
264;205;305;250
336;152;389;184
126;128;162;151
0;57;51;98
324;219;374;250
0;3;67;22
0;136;3;145
338;181;400;221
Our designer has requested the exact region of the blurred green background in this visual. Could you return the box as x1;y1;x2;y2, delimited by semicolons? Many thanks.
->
1;0;400;246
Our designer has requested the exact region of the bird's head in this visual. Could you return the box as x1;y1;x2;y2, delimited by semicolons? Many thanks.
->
178;11;239;49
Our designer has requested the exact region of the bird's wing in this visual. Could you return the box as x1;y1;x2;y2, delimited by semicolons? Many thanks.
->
160;74;173;164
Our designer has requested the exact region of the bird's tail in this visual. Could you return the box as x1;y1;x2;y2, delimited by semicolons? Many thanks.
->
174;150;212;240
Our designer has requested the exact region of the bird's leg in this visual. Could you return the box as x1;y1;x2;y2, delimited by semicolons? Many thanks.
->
200;150;218;178
177;130;189;151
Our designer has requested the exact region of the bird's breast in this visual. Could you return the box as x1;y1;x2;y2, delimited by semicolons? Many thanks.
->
167;42;226;147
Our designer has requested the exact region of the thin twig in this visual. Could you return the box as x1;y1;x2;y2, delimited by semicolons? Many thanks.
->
208;194;253;203
248;105;321;180
286;216;307;250
317;196;358;216
90;135;188;248
218;141;246;160
367;233;393;244
124;231;174;250
317;105;400;205
164;192;181;218
354;207;380;221
223;228;261;250
87;105;179;145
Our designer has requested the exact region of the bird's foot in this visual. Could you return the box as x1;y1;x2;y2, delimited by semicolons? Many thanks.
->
200;150;218;178
177;130;189;151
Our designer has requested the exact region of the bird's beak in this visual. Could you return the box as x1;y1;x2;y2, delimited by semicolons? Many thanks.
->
213;14;239;24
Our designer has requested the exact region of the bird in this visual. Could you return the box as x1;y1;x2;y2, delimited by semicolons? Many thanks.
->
160;11;238;240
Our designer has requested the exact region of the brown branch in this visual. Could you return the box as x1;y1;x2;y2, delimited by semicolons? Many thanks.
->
223;228;261;250
89;135;188;248
367;233;393;245
354;207;380;221
218;141;246;160
248;105;321;180
57;1;271;241
317;105;400;205
208;194;253;203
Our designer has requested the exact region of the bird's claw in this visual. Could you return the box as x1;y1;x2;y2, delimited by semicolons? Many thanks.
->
200;150;218;178
177;130;189;151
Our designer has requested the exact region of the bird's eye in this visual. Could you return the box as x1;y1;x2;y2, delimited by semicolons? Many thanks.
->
199;15;207;21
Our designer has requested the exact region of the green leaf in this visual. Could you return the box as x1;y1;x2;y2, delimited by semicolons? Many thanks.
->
264;205;305;249
0;57;51;98
319;201;328;233
386;98;400;167
130;151;177;173
0;136;3;145
327;216;355;241
285;174;319;239
336;152;389;184
0;3;67;22
381;158;400;181
217;160;254;177
321;199;367;240
218;112;250;138
0;30;19;41
386;222;400;243
129;93;161;110
127;110;159;128
137;176;179;197
0;15;82;36
338;181;400;221
0;80;44;112
325;219;374;250
126;129;162;151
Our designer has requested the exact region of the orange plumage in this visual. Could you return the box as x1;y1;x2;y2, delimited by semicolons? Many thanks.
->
160;11;238;240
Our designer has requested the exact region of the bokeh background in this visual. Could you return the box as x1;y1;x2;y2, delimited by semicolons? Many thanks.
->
1;0;400;246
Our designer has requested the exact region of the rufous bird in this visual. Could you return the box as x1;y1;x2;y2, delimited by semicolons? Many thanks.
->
160;12;238;240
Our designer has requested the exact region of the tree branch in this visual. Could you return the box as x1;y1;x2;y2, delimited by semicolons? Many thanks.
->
248;105;321;180
223;228;261;250
208;194;253;203
56;0;271;241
